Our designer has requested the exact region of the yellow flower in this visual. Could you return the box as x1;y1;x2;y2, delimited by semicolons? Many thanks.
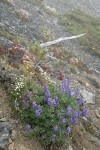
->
30;72;33;75
8;48;12;51
48;82;51;85
26;66;29;70
89;125;94;129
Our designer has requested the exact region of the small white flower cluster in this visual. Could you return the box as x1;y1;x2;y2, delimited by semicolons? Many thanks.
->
14;76;25;93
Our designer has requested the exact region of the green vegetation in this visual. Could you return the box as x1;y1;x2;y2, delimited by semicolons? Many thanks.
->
10;77;88;148
59;10;100;56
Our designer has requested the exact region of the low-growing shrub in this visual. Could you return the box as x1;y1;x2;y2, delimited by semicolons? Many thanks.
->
10;78;88;148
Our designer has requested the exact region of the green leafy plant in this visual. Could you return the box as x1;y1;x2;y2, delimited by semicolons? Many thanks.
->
10;78;88;149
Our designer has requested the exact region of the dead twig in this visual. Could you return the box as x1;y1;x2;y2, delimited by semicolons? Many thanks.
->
40;33;86;48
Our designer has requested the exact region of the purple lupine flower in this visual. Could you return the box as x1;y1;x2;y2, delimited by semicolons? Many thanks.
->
51;134;56;141
25;124;31;132
44;84;50;100
51;99;57;107
68;117;73;123
27;91;32;99
14;99;19;108
53;125;58;131
69;116;79;124
22;100;28;108
54;96;59;105
44;84;48;91
65;105;72;115
35;109;42;118
61;78;70;93
73;87;80;98
32;101;38;109
65;87;72;95
72;111;79;118
76;97;83;106
81;108;88;117
60;118;66;124
73;118;79;124
37;105;42;110
45;90;50;100
66;126;71;135
47;98;53;106
71;111;79;124
47;98;57;108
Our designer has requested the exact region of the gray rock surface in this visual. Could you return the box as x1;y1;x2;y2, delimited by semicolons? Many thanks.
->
91;136;100;147
43;0;100;17
80;89;96;104
0;119;12;150
10;130;16;141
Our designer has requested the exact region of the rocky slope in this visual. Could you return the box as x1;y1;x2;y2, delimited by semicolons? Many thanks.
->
0;0;100;150
0;0;100;73
43;0;100;17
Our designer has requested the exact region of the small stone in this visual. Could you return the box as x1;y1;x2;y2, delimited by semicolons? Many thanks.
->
82;117;88;121
68;144;73;150
80;89;96;104
11;130;16;140
0;118;6;122
85;83;89;87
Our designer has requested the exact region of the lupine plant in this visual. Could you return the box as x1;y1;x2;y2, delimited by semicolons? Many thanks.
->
10;78;88;148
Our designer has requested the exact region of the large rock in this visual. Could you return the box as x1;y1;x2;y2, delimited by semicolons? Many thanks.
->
91;136;100;147
0;119;12;150
80;89;96;104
